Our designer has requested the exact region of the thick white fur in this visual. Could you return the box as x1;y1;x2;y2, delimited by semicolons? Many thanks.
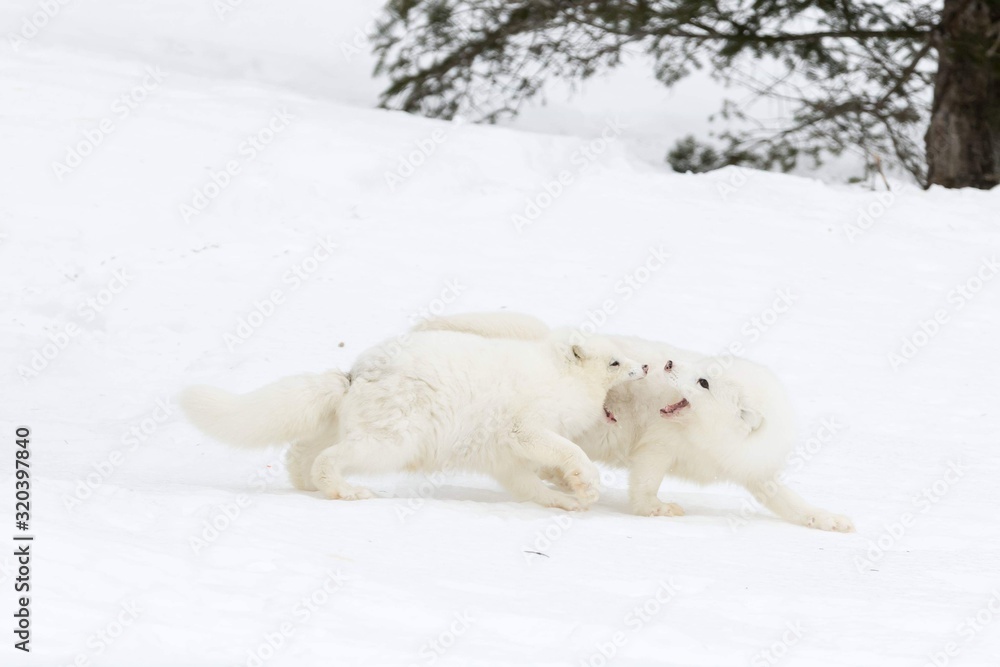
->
182;329;646;510
179;371;351;448
401;312;854;532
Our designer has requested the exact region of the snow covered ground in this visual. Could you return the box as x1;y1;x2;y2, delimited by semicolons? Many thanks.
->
2;2;1000;666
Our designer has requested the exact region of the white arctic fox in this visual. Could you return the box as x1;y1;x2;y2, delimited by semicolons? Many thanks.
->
406;313;854;532
180;329;647;510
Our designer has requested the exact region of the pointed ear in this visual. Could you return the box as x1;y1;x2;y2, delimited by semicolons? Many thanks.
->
740;405;763;431
570;344;588;362
555;342;582;363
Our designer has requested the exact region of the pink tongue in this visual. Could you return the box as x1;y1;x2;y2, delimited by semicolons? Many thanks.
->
660;398;690;415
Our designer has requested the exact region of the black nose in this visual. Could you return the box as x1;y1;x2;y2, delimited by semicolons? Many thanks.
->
664;360;673;371
642;364;649;374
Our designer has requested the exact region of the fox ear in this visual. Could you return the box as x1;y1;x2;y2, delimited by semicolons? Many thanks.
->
556;342;581;363
570;344;588;361
740;405;763;431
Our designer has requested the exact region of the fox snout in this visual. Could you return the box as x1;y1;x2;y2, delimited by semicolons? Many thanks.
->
627;363;649;380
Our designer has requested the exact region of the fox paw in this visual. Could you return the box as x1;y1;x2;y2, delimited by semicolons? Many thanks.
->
565;463;601;505
543;493;589;512
634;502;685;517
326;486;375;501
805;512;854;532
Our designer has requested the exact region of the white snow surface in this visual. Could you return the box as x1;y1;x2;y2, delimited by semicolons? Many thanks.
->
2;2;1000;666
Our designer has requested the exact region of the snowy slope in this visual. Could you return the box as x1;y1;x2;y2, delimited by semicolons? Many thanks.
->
0;0;753;171
3;4;1000;667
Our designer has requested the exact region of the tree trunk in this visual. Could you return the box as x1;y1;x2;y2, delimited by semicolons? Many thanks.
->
925;0;1000;189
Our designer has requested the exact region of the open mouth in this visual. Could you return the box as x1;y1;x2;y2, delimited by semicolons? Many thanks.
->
659;398;689;417
604;405;617;424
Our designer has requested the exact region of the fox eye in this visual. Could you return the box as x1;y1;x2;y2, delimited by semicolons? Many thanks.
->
610;361;620;367
698;378;710;389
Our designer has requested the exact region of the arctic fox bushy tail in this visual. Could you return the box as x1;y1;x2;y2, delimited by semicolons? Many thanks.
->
179;370;349;447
